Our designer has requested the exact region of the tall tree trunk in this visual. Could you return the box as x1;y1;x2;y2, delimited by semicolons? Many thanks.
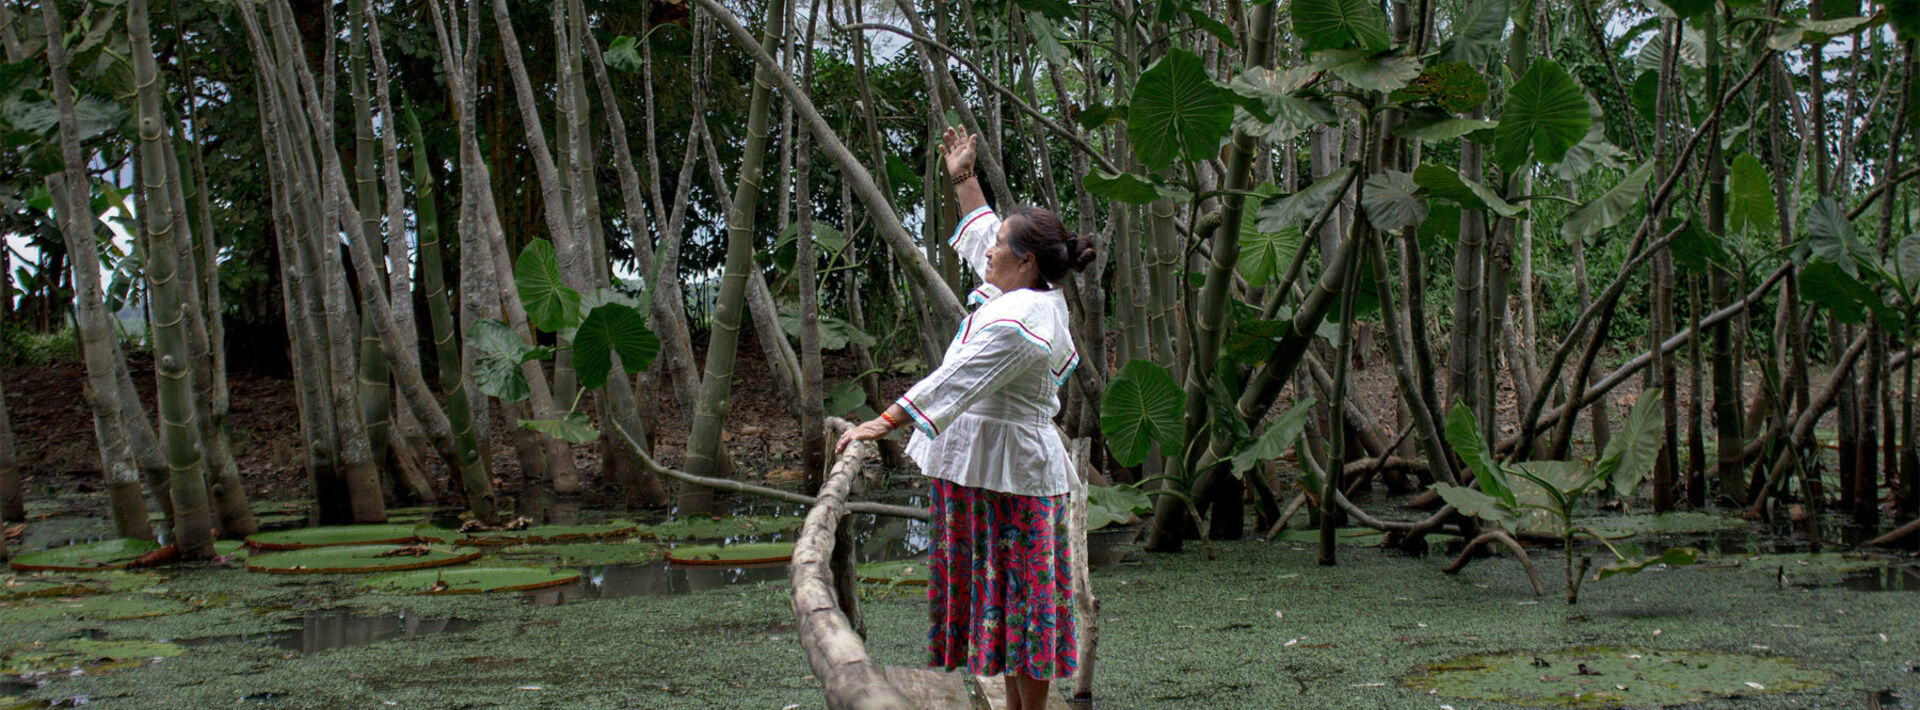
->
131;0;216;558
796;0;827;492
680;0;787;514
40;0;152;541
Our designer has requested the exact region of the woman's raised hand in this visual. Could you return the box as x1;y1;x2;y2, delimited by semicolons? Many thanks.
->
939;124;977;177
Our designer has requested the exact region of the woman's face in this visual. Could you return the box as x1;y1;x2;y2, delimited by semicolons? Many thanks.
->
984;220;1037;291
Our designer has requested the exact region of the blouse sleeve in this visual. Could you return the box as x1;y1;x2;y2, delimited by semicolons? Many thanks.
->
949;206;999;280
895;321;1048;437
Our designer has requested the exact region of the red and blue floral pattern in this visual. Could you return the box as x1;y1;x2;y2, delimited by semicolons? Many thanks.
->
927;478;1077;679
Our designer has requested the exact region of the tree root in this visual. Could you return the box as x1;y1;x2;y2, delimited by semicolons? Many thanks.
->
1443;530;1547;596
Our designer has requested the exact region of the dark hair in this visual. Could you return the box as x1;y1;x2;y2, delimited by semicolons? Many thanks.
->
1004;205;1096;284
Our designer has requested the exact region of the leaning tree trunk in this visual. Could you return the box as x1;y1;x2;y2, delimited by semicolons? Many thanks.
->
42;0;152;540
681;0;787;514
795;0;827;491
130;0;215;559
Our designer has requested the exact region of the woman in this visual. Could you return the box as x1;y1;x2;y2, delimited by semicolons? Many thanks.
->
836;124;1094;710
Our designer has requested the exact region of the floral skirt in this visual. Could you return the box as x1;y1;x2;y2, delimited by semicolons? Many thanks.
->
927;478;1077;679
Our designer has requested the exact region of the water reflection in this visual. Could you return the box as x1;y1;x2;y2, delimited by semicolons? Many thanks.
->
177;613;482;654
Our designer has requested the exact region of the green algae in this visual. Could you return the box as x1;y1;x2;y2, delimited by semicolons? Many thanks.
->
363;567;580;594
0;594;195;623
1405;646;1832;707
1572;511;1752;538
489;540;664;566
856;560;929;586
1;638;184;678
1274;526;1386;545
635;515;803;541
1709;552;1894;578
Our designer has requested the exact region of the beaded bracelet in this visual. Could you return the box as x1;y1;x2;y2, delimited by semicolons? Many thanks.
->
950;171;974;186
879;410;902;429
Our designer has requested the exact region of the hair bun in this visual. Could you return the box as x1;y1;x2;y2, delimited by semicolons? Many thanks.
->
1066;231;1097;272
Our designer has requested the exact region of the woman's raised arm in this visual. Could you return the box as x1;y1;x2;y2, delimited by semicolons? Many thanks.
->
940;124;987;215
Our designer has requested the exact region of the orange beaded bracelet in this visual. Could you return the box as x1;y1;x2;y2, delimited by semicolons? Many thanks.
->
879;410;902;429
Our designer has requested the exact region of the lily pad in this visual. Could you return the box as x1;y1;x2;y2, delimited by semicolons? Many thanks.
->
246;524;430;550
857;560;930;586
1406;646;1830;707
10;539;163;572
665;542;796;566
0;594;195;623
247;545;480;574
457;522;637;546
635;515;803;541
492;540;664;566
213;540;248;560
363;567;581;594
2;639;184;679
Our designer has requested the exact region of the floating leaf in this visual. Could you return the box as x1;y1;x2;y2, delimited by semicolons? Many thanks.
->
458;522;637;546
10;539;162;572
665;542;796;566
246;524;434;551
247;545;481;574
857;560;931;586
1;639;183;679
363;567;581;594
1494;59;1591;174
1127;49;1234;171
1100;360;1185;467
1594;547;1701;580
0;594;195;624
636;515;803;541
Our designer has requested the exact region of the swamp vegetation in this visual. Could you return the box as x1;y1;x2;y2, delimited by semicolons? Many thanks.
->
0;0;1917;705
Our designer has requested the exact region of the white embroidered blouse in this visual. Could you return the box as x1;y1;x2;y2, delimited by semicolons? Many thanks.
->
895;206;1082;498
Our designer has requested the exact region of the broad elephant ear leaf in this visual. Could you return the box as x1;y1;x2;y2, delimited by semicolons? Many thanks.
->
1435;0;1507;66
1803;197;1872;277
1561;160;1655;243
470;318;534;403
515;239;582;332
1727;153;1776;235
520;413;599;444
571;303;659;390
1293;0;1392;53
1430;482;1517;528
1230;398;1317;477
1444;401;1515;506
1100;360;1185;467
1596;388;1665;498
1494;59;1591;174
1256;165;1354;232
1594;546;1700;581
1127;48;1234;172
1359;170;1426;231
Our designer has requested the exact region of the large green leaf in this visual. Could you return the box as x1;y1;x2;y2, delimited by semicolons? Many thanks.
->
1256;165;1354;232
1230;398;1317;476
1360;170;1426;231
10;539;162;572
1727;153;1777;235
520;412;601;444
1127;49;1234;172
603;36;644;73
1083;171;1167;204
1766;16;1873;50
246;524;432;550
1561;160;1655;242
1804;198;1871;276
515;239;582;332
1798;260;1880;325
364;567;582;594
1024;11;1072;67
666;541;796;565
572;303;658;390
1086;484;1152;530
1394;114;1497;142
1494;60;1591;174
1436;0;1508;66
1429;483;1517;527
471;318;533;403
1238;225;1305;287
1293;0;1391;52
1596;388;1665;498
1670;220;1731;274
1100;360;1185;467
1227;67;1338;142
1311;49;1423;93
1443;401;1514;506
1897;234;1920;291
1593;547;1700;581
1544;98;1628;182
247;545;479;574
1411;163;1523;217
